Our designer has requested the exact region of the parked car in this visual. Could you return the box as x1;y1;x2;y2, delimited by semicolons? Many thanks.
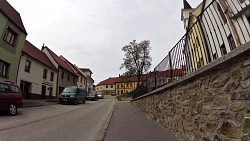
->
111;92;116;96
97;93;104;99
86;93;98;101
0;81;23;116
59;86;87;105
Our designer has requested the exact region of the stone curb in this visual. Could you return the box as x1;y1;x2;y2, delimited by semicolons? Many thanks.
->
96;100;117;141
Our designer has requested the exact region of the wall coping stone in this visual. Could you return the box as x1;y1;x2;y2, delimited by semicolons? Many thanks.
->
132;41;250;101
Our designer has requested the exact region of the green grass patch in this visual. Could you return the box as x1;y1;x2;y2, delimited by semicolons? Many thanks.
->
116;93;132;101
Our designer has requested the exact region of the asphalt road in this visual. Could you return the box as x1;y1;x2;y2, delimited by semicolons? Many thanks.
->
0;95;116;141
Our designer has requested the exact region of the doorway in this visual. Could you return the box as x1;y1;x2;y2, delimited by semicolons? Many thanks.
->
41;85;46;99
20;81;31;99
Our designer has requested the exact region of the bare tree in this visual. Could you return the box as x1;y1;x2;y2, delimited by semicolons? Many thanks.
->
120;40;152;84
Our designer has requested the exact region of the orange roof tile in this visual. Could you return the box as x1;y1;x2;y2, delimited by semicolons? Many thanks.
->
43;46;76;75
23;40;56;70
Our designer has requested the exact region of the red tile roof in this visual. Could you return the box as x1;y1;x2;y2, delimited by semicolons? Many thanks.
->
43;46;76;75
96;75;140;86
23;40;56;70
0;0;27;34
96;77;120;86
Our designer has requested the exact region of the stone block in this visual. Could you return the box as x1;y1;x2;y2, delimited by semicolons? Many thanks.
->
225;81;240;93
242;58;250;67
203;96;213;103
206;121;218;132
241;134;250;141
193;121;200;130
212;95;229;110
220;111;233;118
230;101;245;112
182;99;190;106
192;102;202;115
218;120;240;138
208;111;220;121
241;66;250;80
231;91;250;100
203;106;211;115
214;135;223;141
240;80;250;89
243;118;250;133
211;74;230;88
235;113;244;121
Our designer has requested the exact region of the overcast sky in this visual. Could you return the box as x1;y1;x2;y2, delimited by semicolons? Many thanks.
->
8;0;201;84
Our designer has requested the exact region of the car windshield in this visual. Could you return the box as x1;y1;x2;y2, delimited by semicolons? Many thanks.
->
63;87;77;93
88;94;95;96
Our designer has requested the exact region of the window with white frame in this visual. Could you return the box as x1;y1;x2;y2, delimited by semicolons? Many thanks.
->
3;27;18;46
25;60;31;72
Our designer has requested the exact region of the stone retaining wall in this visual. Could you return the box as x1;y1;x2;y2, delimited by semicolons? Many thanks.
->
132;42;250;141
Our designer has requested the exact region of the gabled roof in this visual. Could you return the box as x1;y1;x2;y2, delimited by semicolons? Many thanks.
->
183;0;192;9
96;75;142;86
0;0;27;34
22;40;56;70
43;46;76;75
60;55;87;78
96;77;120;86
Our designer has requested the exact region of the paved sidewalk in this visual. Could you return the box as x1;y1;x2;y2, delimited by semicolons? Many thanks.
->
104;102;179;141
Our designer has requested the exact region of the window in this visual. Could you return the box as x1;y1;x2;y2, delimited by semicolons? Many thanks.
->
0;84;8;92
25;60;31;72
126;84;129;88
3;27;18;46
121;90;123;94
68;74;70;81
111;85;113;88
61;71;64;79
217;2;227;24
50;72;54;81
0;60;9;78
130;84;133;87
80;77;83;83
117;84;119;88
228;34;236;51
73;77;75;83
10;85;20;93
106;85;108;88
43;69;47;79
220;44;227;56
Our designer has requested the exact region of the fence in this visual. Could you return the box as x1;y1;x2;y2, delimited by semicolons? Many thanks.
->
132;0;250;99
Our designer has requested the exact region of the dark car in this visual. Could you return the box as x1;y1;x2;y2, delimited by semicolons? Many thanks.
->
97;93;104;99
86;93;98;101
111;92;116;96
0;81;23;116
59;86;87;105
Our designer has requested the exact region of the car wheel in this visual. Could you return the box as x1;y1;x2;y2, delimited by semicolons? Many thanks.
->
9;103;17;116
74;99;78;105
83;99;86;104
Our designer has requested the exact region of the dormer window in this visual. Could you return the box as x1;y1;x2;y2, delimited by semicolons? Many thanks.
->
3;27;18;46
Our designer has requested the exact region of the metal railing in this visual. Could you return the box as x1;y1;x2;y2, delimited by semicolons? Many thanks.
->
132;0;250;99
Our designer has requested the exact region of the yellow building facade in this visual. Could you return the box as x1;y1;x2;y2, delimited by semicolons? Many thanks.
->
115;81;139;94
186;3;208;71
